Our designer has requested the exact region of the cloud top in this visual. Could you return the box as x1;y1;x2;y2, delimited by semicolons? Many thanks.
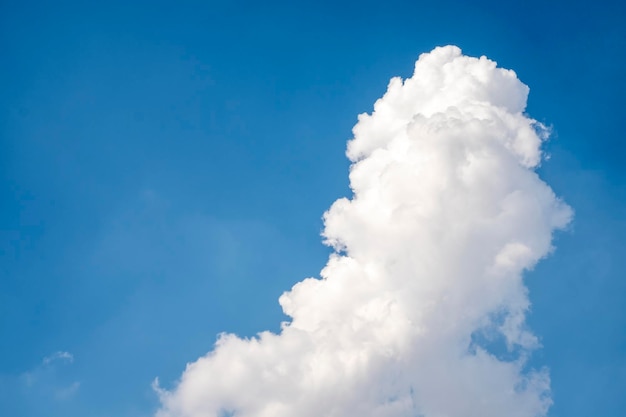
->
155;45;572;417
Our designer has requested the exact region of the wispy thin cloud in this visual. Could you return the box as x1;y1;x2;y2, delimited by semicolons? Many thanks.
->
54;381;81;400
42;351;74;366
18;350;80;403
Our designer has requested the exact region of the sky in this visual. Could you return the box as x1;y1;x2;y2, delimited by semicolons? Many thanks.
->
0;1;625;416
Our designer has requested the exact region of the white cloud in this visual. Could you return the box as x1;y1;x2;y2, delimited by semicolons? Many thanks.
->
154;46;572;417
22;351;75;386
42;351;74;366
18;350;80;403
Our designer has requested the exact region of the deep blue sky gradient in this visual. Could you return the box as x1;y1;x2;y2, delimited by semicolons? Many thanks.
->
1;1;624;416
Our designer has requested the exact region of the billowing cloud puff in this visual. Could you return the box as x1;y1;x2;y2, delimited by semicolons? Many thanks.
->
154;46;572;417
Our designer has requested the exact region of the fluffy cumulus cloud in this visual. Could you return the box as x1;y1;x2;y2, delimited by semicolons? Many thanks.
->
155;46;572;417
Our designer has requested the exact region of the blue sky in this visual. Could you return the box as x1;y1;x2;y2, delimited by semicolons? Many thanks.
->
1;0;624;416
